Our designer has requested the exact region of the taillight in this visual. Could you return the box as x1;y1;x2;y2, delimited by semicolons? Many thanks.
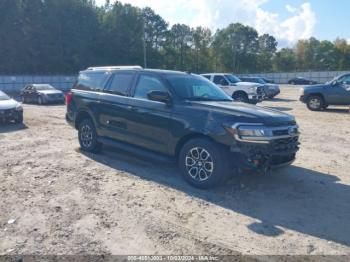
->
66;91;72;107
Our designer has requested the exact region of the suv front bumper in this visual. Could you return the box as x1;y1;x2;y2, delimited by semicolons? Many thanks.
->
231;135;300;171
248;94;263;104
0;108;23;123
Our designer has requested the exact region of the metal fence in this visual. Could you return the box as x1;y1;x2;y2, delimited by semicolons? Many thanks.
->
238;71;350;84
0;75;76;93
2;71;350;93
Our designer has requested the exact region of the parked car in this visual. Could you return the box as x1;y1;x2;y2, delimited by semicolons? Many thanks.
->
21;84;65;105
0;90;23;124
260;77;275;84
288;77;317;85
201;73;264;104
300;73;350;111
66;66;300;189
240;77;280;99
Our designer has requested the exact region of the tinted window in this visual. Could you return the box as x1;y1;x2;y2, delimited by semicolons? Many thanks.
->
77;72;109;91
166;74;232;102
107;72;135;96
339;75;350;85
213;76;228;85
134;75;168;100
225;74;241;83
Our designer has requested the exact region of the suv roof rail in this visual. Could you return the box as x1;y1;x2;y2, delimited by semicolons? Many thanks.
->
86;65;143;71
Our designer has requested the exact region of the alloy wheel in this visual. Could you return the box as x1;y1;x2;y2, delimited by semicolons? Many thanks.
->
185;147;214;181
309;98;321;110
80;124;93;148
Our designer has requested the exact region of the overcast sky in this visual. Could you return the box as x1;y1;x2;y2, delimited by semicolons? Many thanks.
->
95;0;350;46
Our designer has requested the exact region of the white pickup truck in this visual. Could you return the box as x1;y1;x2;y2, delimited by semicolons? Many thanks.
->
201;73;264;104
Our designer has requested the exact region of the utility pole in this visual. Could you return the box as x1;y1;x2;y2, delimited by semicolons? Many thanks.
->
143;20;147;68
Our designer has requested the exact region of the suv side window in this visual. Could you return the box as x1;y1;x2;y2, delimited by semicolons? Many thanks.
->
339;75;350;85
77;72;109;91
106;72;135;96
134;74;168;100
213;75;228;85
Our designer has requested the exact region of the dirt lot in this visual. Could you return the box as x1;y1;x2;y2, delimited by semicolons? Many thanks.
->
0;85;350;256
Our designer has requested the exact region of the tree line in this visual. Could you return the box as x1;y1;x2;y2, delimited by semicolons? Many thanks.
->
1;0;349;75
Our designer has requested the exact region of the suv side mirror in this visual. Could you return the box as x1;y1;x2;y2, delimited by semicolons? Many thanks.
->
147;91;171;104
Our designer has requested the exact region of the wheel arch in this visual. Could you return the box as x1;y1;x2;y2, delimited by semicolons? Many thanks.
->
306;92;325;102
232;90;248;98
174;133;218;161
75;110;94;130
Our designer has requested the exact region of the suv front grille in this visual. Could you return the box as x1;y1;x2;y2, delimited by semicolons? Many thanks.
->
0;109;14;116
273;136;299;152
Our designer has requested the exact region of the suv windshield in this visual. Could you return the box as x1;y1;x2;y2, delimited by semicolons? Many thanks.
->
35;85;55;91
166;74;232;102
254;78;266;84
225;74;241;84
0;91;10;101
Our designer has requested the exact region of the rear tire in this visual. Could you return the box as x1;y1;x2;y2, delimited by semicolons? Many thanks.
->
233;92;249;103
178;138;229;189
307;95;324;111
78;118;102;153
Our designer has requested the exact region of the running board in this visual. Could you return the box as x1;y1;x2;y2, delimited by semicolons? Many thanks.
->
97;137;175;164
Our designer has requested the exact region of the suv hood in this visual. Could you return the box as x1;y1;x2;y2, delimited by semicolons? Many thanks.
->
0;98;20;110
192;101;296;126
38;90;63;95
302;84;328;93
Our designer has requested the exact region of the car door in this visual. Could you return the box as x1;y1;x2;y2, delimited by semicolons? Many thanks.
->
126;73;172;154
23;86;34;102
325;75;350;105
213;75;231;96
29;86;40;102
98;71;136;142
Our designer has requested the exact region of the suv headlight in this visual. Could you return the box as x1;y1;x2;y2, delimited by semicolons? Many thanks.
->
300;88;305;95
249;86;257;92
237;125;273;138
225;123;299;143
15;105;23;111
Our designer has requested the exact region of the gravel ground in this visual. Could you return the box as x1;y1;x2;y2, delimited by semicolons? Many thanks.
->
0;85;350;256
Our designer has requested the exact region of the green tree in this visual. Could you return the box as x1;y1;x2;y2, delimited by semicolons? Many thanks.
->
99;2;143;67
164;24;193;71
213;23;259;73
256;34;277;72
142;7;168;68
191;27;213;73
273;48;296;72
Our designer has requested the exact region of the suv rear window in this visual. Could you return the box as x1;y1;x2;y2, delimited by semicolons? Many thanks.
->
76;72;110;91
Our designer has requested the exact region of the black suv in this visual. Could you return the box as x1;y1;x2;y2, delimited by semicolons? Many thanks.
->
66;66;300;189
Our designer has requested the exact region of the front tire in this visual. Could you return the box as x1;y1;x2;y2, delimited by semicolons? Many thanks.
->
78;118;102;153
233;92;249;103
307;95;324;111
178;138;229;189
